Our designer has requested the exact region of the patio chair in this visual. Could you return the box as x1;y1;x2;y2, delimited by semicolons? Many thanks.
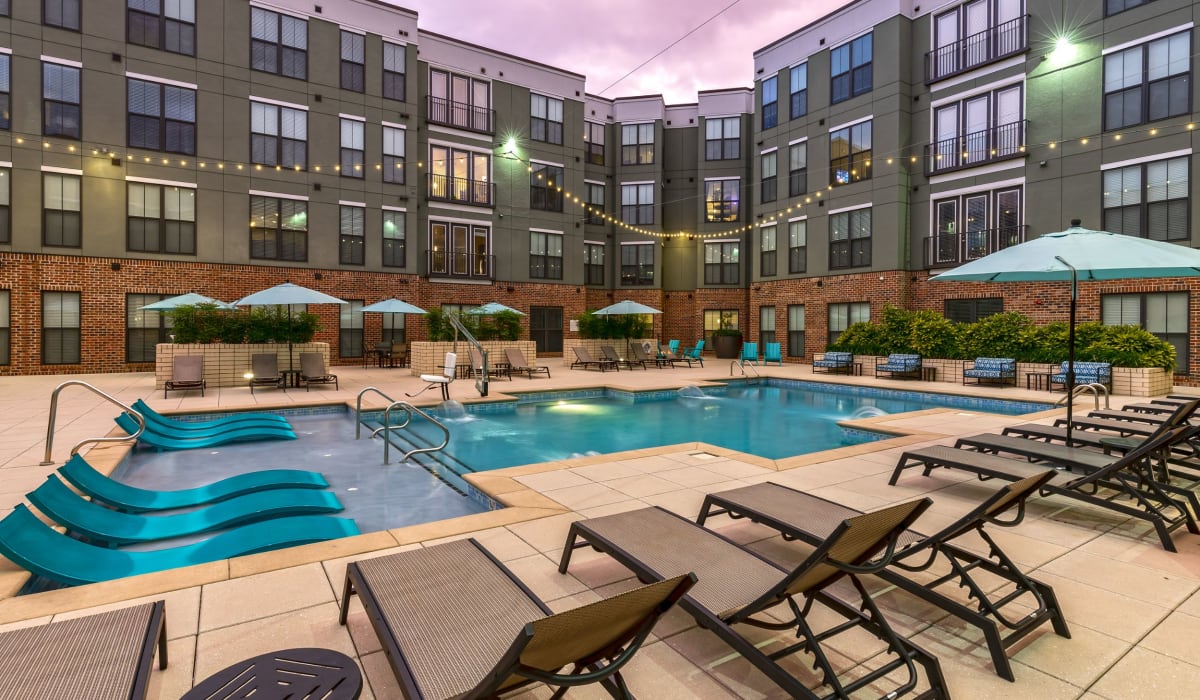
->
249;353;285;394
115;413;297;450
1049;360;1112;393
164;355;206;398
338;537;695;699
0;600;166;700
602;344;645;370
763;342;783;366
408;352;456;401
962;357;1017;387
875;353;922;380
631;342;668;368
668;339;680;355
571;346;614;371
505;347;552;379
680;340;704;366
370;341;393;368
812;350;854;374
1003;398;1200;457
299;352;339;391
739;341;759;365
391;341;409;367
559;501;950;700
469;346;510;380
697;473;1068;681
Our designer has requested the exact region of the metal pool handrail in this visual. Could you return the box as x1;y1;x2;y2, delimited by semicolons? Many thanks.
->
41;380;145;466
355;386;397;439
378;401;450;463
730;359;760;377
1054;382;1110;411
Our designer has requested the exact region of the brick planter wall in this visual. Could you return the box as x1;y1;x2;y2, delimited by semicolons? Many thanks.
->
155;343;329;389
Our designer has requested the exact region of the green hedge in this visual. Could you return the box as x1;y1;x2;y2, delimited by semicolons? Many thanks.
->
425;309;522;341
574;310;650;339
829;305;1175;371
165;305;321;344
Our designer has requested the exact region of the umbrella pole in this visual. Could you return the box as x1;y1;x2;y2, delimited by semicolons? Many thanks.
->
288;306;295;373
1056;256;1077;443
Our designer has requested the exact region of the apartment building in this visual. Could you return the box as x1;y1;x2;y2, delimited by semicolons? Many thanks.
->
1;0;1198;379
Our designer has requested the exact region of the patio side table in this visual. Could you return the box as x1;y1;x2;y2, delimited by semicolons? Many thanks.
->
182;647;362;700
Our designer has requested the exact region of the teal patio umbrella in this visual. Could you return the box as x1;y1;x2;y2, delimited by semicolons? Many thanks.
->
139;292;234;310
931;219;1200;440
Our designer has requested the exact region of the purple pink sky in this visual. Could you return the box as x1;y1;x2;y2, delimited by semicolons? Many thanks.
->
387;0;845;103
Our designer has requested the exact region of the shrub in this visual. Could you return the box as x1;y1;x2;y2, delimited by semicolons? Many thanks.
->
957;312;1033;359
424;309;523;342
575;310;650;339
165;305;318;344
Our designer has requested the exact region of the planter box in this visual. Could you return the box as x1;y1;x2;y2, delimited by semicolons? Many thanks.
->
409;340;538;375
155;343;329;389
561;338;658;366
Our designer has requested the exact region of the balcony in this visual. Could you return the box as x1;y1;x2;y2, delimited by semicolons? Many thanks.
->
924;225;1027;268
925;15;1028;84
923;120;1027;176
426;250;494;280
426;173;495;208
426;95;494;134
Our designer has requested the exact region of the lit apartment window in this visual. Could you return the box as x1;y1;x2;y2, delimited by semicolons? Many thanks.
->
584;182;605;225
703;310;739;345
44;0;80;30
250;7;307;80
704;241;739;284
932;187;1022;265
620;243;654;285
789;64;807;119
530;162;564;212
831;33;872;104
585;122;605;165
339;205;364;265
340;118;364;178
127;182;196;254
760;224;776;277
249;195;307;261
42;291;80;364
531;94;563;145
127;0;195;56
1107;0;1156;15
829;207;871;269
128;78;196;155
428;69;491;132
945;297;1003;323
788;219;806;273
250;101;306;168
340;299;363;358
789;141;807;196
0;289;9;365
760;306;776;347
931;84;1023;171
621;124;654;165
126;293;171;363
0;55;8;130
1104;30;1191;130
529;230;563;279
429;146;492;207
383;125;405;184
830;120;871;186
0;167;9;244
761;151;777;203
429;222;491;279
705;117;740;160
787;305;805;357
1103;156;1188;240
704;179;740;222
1103;292;1188;367
382;209;406;267
383;42;406;101
44;173;81;247
584;242;604;285
761;76;777;130
340;31;364;92
43;62;81;139
621;183;654;225
828;302;869;346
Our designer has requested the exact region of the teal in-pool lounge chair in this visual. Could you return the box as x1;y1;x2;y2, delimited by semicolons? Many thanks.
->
763;342;783;365
27;475;345;545
124;410;292;440
0;504;360;586
131;399;290;430
116;413;296;451
58;454;329;513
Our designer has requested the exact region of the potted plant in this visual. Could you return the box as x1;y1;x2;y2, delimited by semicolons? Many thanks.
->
712;317;743;359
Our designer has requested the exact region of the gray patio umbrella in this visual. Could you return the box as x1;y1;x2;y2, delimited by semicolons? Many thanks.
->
930;219;1200;441
234;282;348;371
592;300;663;354
139;292;234;310
465;302;526;316
361;299;427;349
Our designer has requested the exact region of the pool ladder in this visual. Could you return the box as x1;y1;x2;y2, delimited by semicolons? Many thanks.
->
42;380;146;465
730;359;761;377
355;387;450;464
1054;382;1111;411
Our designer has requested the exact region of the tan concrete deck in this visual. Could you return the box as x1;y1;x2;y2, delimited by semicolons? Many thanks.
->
0;361;1197;698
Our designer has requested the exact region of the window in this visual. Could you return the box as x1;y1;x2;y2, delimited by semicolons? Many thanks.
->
529;230;563;279
249;195;307;261
761;152;777;203
531;94;564;145
621;124;654;165
382;42;406;101
43;62;81;139
704;241;739;285
530;307;563;354
932;187;1023;265
340;31;364;92
1107;0;1155;15
584;182;605;225
127;0;195;56
830;208;871;269
429;146;493;207
44;173;81;247
339;205;364;265
429;222;491;279
44;0;80;30
585;122;605;165
250;8;307;79
945;297;1003;323
0;168;10;244
0;1;9;16
382;209;406;267
705;117;740;160
760;225;777;277
126;293;172;363
0;54;9;130
789;141;807;196
761;76;777;130
340;118;364;178
788;219;807;273
703;310;739;346
1103;292;1189;369
620;243;654;285
760;306;776;348
831;33;872;103
789;64;807;119
0;290;9;365
787;305;805;357
42;291;80;364
621;183;654;225
931;84;1023;171
585;242;605;285
1104;31;1190;130
250;101;306;168
428;69;492;132
1103;156;1188;241
705;179;740;223
828;302;869;346
128;78;196;155
340;300;364;358
128;182;195;254
830;120;871;186
381;312;405;345
929;0;1025;82
383;125;406;184
530;162;564;212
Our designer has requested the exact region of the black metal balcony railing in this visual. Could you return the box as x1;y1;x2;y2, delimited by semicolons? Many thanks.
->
426;173;495;208
426;250;495;280
426;95;495;134
925;15;1028;84
924;120;1027;175
924;225;1027;268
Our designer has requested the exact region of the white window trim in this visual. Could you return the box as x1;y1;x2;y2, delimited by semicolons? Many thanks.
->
829;114;874;133
381;121;407;130
1103;23;1194;55
828;202;872;215
41;55;82;68
339;25;366;36
704;176;741;182
706;238;740;244
249;95;308;111
0;160;12;168
382;205;407;213
338;200;367;207
530;227;563;235
249;189;309;202
788;215;809;223
788;136;809;146
382;37;408;48
621;180;655;186
0;48;11;55
760;146;779;155
125;71;198;90
126;176;197;189
530;158;565;168
619;241;654;246
248;2;307;20
584;239;606;245
428;215;491;227
930;56;1026;91
584;178;605;186
929;77;1024;109
338;113;366;122
1101;148;1193;171
41;166;83;176
427;138;493;156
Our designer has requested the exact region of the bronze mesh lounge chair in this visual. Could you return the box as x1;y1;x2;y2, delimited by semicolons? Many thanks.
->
504;348;551;379
559;501;951;700
164;355;205;398
0;600;166;700
248;353;285;394
697;474;1068;681
469;346;510;380
299;352;338;391
570;346;615;371
1003;398;1200;460
601;345;645;370
339;538;694;699
630;342;668;368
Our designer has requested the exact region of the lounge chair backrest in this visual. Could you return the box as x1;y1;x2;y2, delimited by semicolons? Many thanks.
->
764;342;782;360
573;346;594;363
915;471;1057;546
251;353;278;377
300;352;327;377
631;343;652;362
469;347;484;370
685;340;705;358
1067;424;1192;490
740;342;758;361
601;345;620;361
668;340;680;354
173;355;203;381
505;347;529;368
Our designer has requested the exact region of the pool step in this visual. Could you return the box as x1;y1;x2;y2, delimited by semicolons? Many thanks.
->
360;419;476;497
